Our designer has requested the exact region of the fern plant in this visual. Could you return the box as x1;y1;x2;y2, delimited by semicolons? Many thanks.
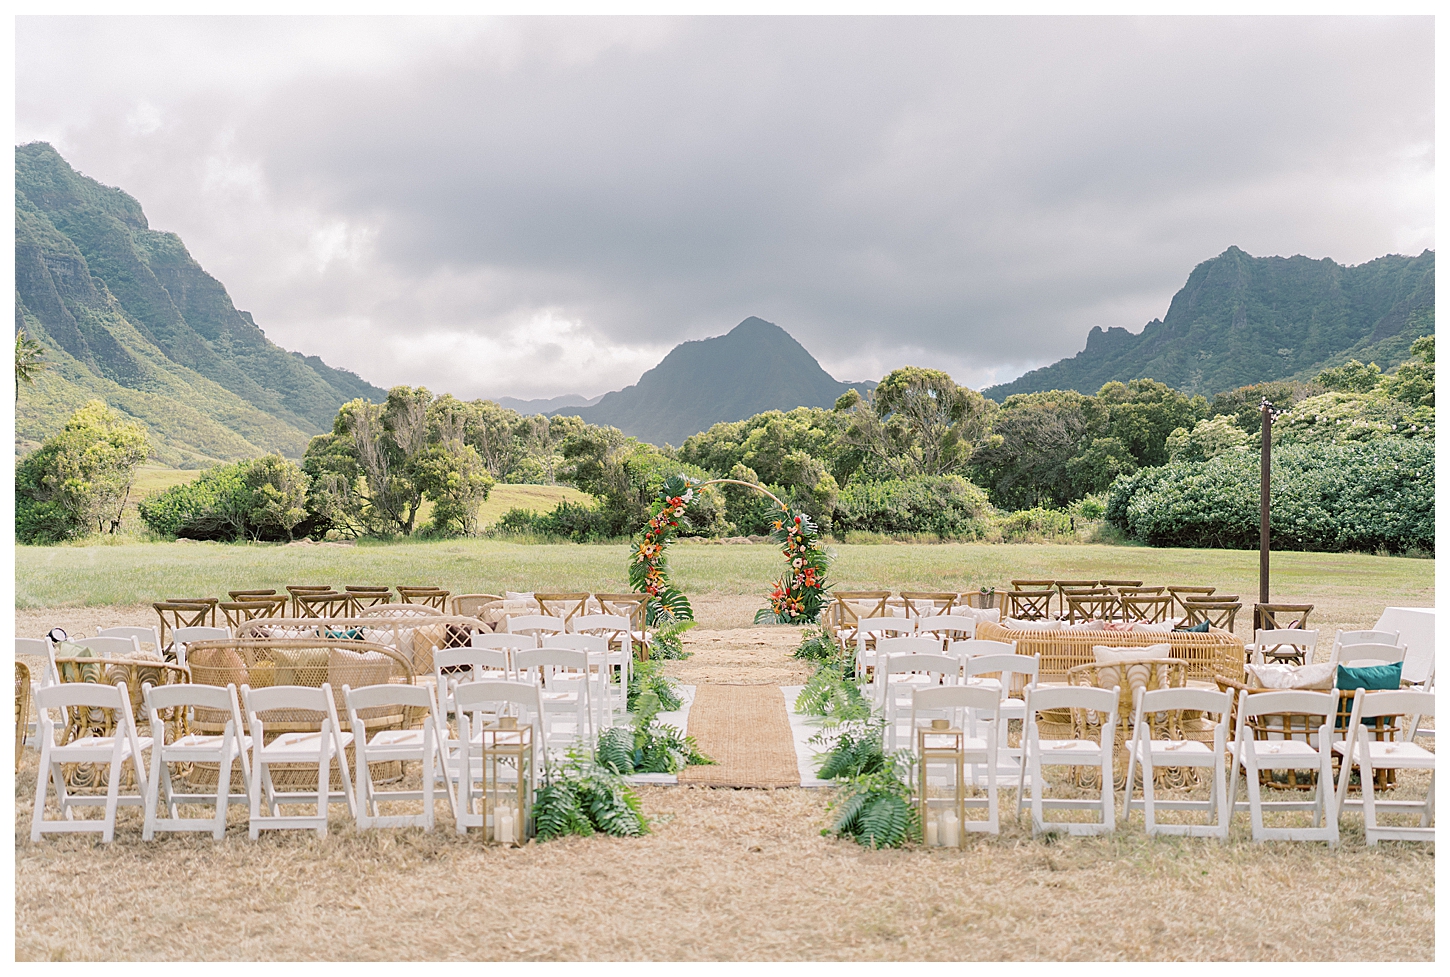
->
795;663;871;721
532;749;650;841
825;751;918;849
628;658;683;713
791;625;840;662
595;706;715;775
813;718;887;780
649;612;696;660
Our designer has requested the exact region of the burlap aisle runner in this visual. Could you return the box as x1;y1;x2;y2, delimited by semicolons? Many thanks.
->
677;684;801;788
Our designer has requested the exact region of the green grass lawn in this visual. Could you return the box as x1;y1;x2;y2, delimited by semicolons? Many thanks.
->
15;536;1432;633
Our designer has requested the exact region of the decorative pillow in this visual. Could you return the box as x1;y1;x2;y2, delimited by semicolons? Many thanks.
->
1094;644;1171;664
1246;662;1335;690
271;647;331;685
1175;620;1211;633
1335;662;1402;691
975;608;1001;624
1004;618;1064;630
1130;622;1174;634
1069;620;1106;632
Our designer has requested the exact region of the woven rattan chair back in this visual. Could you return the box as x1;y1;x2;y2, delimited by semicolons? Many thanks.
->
16;661;32;766
1005;589;1054;620
153;600;217;649
359;604;442;619
452;594;504;619
1120;593;1173;624
397;586;450;610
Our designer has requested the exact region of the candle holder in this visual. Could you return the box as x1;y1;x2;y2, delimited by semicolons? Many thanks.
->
472;719;532;845
918;726;967;849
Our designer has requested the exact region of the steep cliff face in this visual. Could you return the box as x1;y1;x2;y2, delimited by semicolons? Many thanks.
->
15;142;386;464
985;246;1435;401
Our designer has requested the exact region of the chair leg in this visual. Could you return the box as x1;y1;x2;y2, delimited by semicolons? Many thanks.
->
1361;753;1378;846
142;749;162;841
1214;756;1230;841
102;744;125;843
316;746;329;839
214;747;233;840
1141;750;1157;835
249;750;264;840
30;742;51;842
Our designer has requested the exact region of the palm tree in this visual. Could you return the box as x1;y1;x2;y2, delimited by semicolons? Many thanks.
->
15;329;47;398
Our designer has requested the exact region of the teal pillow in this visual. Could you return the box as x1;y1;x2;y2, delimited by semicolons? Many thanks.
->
1174;620;1211;633
1336;662;1402;691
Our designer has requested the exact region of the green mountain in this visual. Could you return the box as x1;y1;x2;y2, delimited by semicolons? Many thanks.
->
563;316;873;446
15;142;385;466
983;246;1435;401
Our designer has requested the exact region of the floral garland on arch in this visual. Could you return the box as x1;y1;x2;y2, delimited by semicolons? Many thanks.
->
629;474;833;631
627;474;697;625
755;507;833;625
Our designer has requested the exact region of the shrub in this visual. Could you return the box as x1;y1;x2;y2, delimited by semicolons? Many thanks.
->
991;506;1074;543
832;474;990;539
138;454;315;541
1106;439;1434;553
16;400;150;544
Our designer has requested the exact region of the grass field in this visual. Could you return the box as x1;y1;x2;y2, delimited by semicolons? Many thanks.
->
15;537;1433;636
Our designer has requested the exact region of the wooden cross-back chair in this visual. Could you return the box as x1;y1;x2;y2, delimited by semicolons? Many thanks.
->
1254;603;1313;632
535;593;591;623
154;600;218;651
396;586;450;610
1005;589;1055;621
1120;593;1173;624
1053;580;1099;617
1183;600;1241;631
1098;579;1143;592
1166;586;1216;617
593;594;650;659
220;597;289;630
228;589;277;600
900;592;957;619
829;591;893;652
344;586;394;615
293;592;350;619
1065;591;1118;624
1011;579;1055;590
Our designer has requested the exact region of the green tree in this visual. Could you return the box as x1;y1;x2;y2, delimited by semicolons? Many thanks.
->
970;390;1102;509
1165;414;1252;463
1096;378;1206;467
836;367;990;478
16;399;150;542
1381;335;1434;407
138;454;313;541
1065;435;1138;496
14;329;47;397
1314;358;1384;393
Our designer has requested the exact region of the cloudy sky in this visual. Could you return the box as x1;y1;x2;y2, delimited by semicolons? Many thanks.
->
15;16;1434;401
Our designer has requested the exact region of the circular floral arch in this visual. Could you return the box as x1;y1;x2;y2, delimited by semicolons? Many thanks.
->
628;474;831;628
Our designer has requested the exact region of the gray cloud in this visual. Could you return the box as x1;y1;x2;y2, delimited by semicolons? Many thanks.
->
16;15;1433;399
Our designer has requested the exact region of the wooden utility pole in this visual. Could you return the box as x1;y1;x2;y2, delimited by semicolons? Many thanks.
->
1259;398;1272;612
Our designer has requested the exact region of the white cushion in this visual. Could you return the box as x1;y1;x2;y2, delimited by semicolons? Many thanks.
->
505;591;534;601
1245;661;1335;690
1069;620;1106;632
1004;618;1064;631
1130;622;1174;634
1094;644;1171;664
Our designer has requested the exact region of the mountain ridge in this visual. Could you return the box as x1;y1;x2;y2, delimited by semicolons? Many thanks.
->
554;316;874;445
15;142;386;464
984;246;1435;401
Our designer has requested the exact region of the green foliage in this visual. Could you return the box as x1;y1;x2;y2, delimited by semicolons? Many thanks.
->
825;751;917;848
595;719;713;775
795;663;872;720
992;506;1075;543
14;329;47;391
16;399;150;543
138;454;315;542
1166;415;1252;463
833;475;990;539
491;499;615;541
647;614;696;660
532;750;649;841
1107;439;1434;553
813;719;887;780
1315;358;1383;393
835;367;991;480
791;626;840;662
628;659;684;713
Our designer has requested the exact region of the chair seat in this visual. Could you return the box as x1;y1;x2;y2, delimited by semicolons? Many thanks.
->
1332;740;1435;767
1236;740;1323;766
51;735;154;762
541;691;580;705
1037;740;1103;760
260;731;352;759
1137;740;1215;761
367;729;428;748
164;733;250;755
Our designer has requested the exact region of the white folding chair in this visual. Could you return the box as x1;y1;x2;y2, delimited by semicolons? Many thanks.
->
963;652;1038;774
914;614;982;648
1018;685;1118;836
1249;628;1320;666
505;614;567;647
1228;690;1338;844
1122;687;1234;839
1332;643;1408;667
516;647;594;748
67;635;141;659
141;683;251;840
436;644;517;718
947;638;1019;662
344;683;452;830
97;626;163;659
542;633;617;731
30;681;151;843
171;626;231;667
877;652;961;749
450;680;545;835
1333;688;1435;845
911;685;1002;835
854;619;919;677
1332;630;1399;661
571;614;634;722
241;683;355;838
